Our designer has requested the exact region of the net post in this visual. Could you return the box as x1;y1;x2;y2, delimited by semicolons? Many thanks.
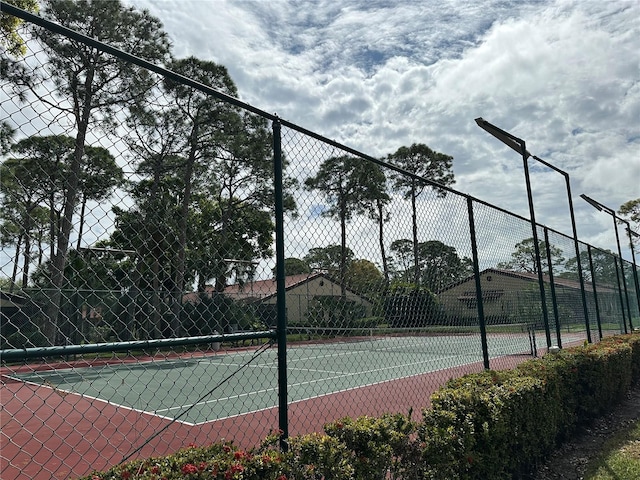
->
527;324;538;357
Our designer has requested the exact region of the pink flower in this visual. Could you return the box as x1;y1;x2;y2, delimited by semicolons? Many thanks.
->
224;462;244;478
181;463;198;475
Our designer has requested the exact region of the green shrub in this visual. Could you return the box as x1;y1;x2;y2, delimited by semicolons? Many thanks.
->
419;407;476;479
285;433;354;479
421;371;555;479
418;333;639;479
350;316;383;329
82;441;288;479
4;326;49;349
324;412;421;479
516;352;579;438
306;296;367;329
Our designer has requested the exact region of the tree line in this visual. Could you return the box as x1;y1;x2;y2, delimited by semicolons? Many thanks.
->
1;0;638;345
0;0;458;344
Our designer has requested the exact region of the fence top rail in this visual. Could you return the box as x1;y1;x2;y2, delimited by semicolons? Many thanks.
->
0;330;276;362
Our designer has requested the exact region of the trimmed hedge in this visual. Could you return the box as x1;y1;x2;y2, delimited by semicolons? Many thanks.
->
81;332;640;480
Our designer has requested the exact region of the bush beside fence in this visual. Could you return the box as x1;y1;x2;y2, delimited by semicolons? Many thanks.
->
80;332;640;480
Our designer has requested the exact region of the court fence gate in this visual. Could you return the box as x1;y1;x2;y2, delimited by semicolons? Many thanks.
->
1;3;639;479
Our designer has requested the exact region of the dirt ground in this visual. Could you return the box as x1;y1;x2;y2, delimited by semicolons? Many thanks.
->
531;383;640;479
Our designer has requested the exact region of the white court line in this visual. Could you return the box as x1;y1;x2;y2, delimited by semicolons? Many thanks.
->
7;344;514;428
190;350;493;425
157;345;482;417
155;352;464;415
4;374;191;424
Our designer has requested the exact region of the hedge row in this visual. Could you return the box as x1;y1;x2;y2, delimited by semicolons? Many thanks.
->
81;332;640;480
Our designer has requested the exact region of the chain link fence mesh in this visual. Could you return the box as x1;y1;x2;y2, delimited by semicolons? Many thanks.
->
1;4;639;479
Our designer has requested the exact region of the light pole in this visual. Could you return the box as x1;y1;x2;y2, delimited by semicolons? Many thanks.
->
581;194;638;331
474;118;551;348
627;228;640;325
475;118;592;346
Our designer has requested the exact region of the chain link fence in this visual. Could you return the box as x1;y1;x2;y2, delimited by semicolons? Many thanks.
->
1;2;639;479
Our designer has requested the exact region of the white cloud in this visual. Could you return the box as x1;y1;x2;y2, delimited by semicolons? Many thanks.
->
127;0;640;257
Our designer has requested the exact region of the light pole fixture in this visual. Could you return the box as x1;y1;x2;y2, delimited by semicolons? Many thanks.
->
474;118;553;348
476;118;594;345
580;194;635;331
474;118;533;158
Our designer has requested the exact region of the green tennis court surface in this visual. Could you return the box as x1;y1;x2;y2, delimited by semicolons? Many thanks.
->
10;332;544;425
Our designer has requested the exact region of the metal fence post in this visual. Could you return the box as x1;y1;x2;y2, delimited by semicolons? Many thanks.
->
543;227;562;348
613;220;634;331
561;173;591;343
622;223;640;322
581;195;633;331
272;118;289;450
613;257;628;334
522;155;552;349
467;197;490;369
587;245;603;340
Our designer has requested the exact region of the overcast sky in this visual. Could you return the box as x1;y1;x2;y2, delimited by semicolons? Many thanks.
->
128;0;638;261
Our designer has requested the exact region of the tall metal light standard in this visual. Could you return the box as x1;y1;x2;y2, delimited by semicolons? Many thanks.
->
624;228;640;325
581;194;637;330
474;118;551;348
475;118;592;345
627;228;640;324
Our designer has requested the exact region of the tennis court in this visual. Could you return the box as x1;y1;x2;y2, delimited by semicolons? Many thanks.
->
8;330;540;426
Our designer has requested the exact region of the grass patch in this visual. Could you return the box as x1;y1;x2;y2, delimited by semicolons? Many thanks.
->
584;419;640;480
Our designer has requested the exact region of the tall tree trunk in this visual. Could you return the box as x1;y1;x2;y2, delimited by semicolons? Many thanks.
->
46;144;83;344
151;255;161;338
377;199;389;286
44;72;94;344
76;194;87;250
125;257;142;341
37;223;44;267
171;129;199;337
49;192;56;261
144;156;163;338
21;227;31;288
10;233;23;293
214;197;235;293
